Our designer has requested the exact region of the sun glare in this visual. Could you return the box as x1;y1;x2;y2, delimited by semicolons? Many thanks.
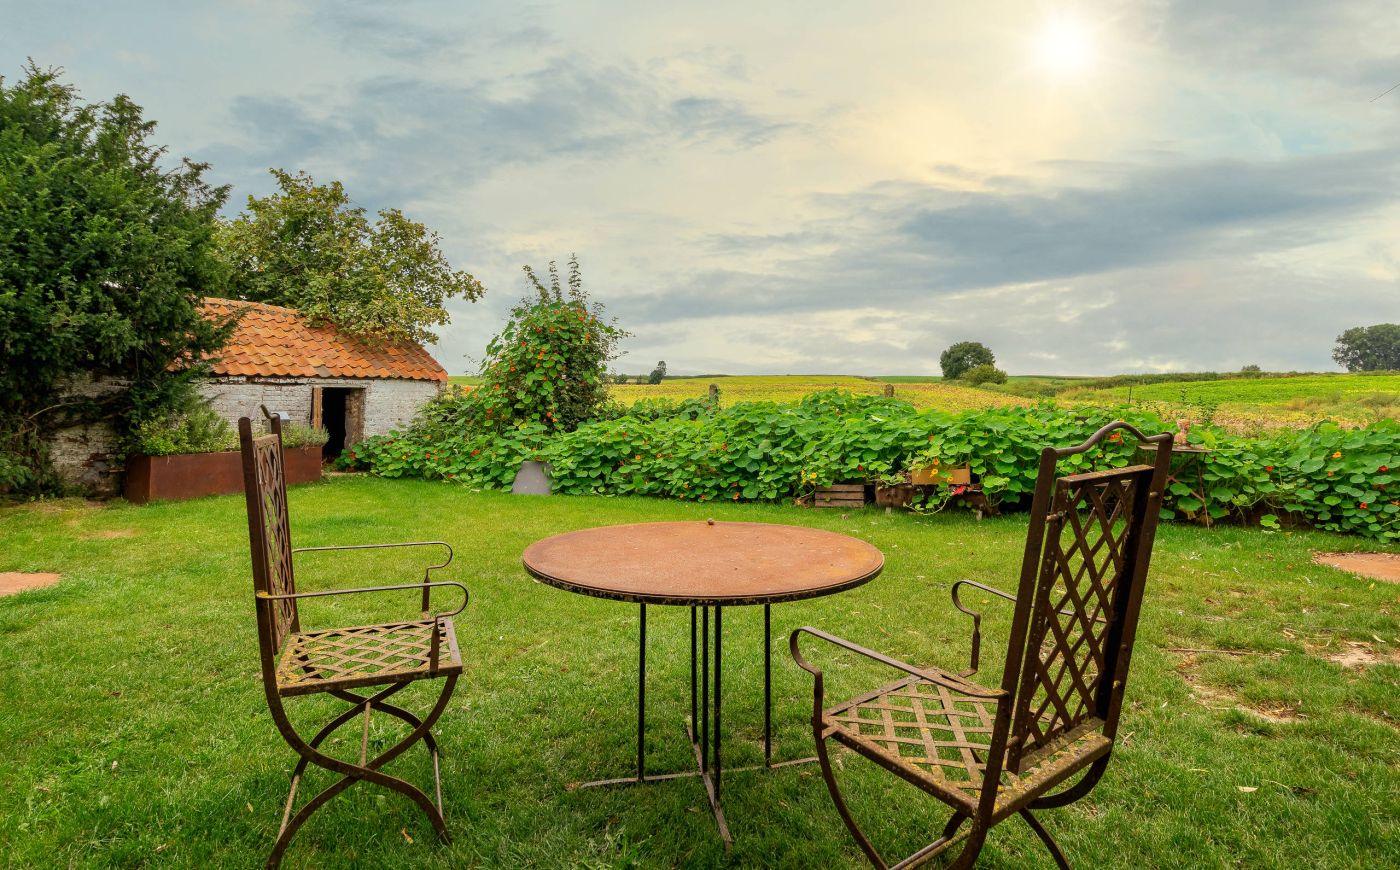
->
1035;16;1095;75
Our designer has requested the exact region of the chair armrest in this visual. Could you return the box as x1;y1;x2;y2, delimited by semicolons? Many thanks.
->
950;580;1019;676
789;626;1005;706
292;542;454;613
258;580;470;619
292;541;453;571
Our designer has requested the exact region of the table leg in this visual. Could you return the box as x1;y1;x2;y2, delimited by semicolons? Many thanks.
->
689;606;697;741
764;603;771;766
638;602;646;781
701;606;709;773
713;605;722;801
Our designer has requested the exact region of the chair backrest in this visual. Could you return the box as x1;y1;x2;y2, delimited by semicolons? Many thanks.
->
239;416;299;659
999;422;1172;773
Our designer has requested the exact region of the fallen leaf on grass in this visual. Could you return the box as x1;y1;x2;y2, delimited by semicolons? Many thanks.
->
1237;786;1257;793
401;827;413;844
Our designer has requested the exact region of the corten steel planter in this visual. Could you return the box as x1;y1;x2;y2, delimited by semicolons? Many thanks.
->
909;463;971;486
125;447;322;504
873;482;915;508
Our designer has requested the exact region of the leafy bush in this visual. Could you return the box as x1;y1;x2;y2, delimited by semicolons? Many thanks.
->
281;423;329;450
963;364;1008;385
134;403;236;456
134;405;326;456
1;64;237;493
343;389;1400;542
473;256;628;432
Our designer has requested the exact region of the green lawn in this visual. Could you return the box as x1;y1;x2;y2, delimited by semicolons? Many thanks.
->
1;478;1397;868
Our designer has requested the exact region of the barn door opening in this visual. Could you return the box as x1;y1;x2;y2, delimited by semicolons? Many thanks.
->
318;387;365;459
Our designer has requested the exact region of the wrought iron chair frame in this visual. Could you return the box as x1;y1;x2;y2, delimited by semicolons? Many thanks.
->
239;416;468;868
792;421;1172;869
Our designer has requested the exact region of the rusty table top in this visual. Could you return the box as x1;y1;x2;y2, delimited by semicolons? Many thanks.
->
522;521;884;606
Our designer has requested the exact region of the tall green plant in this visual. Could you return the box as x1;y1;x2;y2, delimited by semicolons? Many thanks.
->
473;256;629;431
0;63;236;494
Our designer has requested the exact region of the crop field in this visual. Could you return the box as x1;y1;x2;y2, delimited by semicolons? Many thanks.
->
1064;373;1400;429
604;375;1030;413
443;372;1396;430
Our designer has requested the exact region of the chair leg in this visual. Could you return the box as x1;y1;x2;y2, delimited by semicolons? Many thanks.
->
814;729;990;870
265;675;458;868
1019;809;1070;870
814;727;888;869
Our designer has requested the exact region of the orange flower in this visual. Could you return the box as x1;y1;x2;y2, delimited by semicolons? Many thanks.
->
1358;502;1368;509
1333;451;1342;458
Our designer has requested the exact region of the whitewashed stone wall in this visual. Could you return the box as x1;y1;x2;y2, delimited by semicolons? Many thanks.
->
43;375;441;497
199;376;441;436
46;374;127;496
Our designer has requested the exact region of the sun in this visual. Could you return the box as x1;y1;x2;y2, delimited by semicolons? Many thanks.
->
1035;16;1096;75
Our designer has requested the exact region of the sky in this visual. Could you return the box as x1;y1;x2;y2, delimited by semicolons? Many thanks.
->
5;1;1399;376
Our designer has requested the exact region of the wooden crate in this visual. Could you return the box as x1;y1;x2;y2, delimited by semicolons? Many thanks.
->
814;483;867;509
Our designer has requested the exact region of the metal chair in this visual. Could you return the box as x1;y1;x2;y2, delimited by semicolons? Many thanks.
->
792;421;1172;869
238;416;467;868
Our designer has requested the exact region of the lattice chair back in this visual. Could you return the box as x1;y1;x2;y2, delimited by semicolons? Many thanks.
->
1000;422;1172;773
239;416;300;662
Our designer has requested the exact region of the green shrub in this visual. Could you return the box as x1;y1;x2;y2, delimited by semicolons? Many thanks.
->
473;256;628;432
133;403;236;456
343;389;1400;542
964;364;1008;386
281;423;329;450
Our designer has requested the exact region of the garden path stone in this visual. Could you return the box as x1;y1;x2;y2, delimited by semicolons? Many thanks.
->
0;572;62;596
1313;552;1400;584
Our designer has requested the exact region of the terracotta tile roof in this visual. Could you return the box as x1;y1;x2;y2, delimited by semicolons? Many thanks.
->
199;298;447;382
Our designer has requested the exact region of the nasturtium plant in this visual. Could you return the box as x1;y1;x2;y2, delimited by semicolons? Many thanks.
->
473;256;628;432
340;390;1400;543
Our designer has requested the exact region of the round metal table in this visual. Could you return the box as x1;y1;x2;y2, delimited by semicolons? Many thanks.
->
522;520;883;846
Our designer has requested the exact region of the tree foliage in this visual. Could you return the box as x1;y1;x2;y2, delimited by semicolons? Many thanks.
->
216;169;484;345
940;341;996;380
648;360;667;385
1333;324;1400;372
0;64;235;494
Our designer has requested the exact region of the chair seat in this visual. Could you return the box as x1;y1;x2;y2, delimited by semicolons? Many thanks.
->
823;674;1113;817
275;618;462;697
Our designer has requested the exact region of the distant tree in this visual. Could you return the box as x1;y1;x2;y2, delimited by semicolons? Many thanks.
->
940;341;996;380
1240;364;1262;374
1333;325;1400;372
648;360;667;385
0;64;236;494
216;169;484;344
964;363;1008;385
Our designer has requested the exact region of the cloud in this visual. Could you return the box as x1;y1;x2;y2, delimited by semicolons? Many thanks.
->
201;57;795;215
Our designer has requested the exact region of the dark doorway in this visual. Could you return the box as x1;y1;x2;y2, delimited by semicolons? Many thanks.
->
315;386;366;460
321;388;349;459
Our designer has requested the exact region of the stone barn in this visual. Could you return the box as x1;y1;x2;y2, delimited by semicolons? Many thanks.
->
197;298;447;458
44;298;448;496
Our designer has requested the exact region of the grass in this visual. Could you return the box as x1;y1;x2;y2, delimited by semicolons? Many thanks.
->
1;478;1397;868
